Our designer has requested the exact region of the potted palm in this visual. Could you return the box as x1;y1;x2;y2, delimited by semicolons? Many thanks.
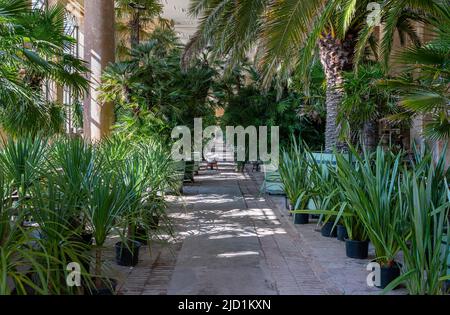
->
84;170;135;294
337;147;408;288
49;137;95;245
279;141;311;225
304;150;342;235
114;154;149;267
383;152;450;294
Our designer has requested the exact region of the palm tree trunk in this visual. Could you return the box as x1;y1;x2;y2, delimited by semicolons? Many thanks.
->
129;11;140;49
318;34;355;153
362;119;379;151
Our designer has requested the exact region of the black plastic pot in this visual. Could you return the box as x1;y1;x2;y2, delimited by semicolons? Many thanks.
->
321;222;337;237
345;239;369;259
115;240;142;267
376;263;401;289
336;225;348;242
85;278;118;295
294;213;309;225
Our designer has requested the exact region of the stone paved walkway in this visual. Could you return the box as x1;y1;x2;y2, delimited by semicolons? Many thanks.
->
117;159;404;295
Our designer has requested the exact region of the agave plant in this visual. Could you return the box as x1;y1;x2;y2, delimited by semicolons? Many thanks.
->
336;146;409;266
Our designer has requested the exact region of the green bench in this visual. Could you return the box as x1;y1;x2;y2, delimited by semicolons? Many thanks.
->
260;164;285;195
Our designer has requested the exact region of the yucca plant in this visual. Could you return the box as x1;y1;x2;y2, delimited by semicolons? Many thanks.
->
0;136;48;201
48;136;95;234
0;173;50;295
84;169;136;290
293;149;367;241
136;140;175;238
279;140;310;211
336;146;409;266
118;151;149;241
384;169;450;295
28;175;92;294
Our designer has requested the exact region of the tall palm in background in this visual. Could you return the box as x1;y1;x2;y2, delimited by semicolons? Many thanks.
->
184;0;444;152
115;0;170;59
0;0;88;137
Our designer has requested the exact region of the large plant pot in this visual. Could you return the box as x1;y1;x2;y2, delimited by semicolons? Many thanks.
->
294;213;309;225
115;240;142;267
321;222;337;237
376;263;401;289
337;225;348;242
345;239;369;259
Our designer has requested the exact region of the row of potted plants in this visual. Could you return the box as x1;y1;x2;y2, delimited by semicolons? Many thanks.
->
279;141;450;294
0;135;178;295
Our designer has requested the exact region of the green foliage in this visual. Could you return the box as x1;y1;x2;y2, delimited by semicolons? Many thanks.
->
115;0;168;59
336;147;409;266
278;140;310;210
0;1;88;137
220;63;325;151
386;164;450;295
381;4;450;142
100;27;217;141
0;134;176;294
339;63;396;143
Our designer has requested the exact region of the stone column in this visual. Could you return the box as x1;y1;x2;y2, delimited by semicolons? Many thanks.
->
83;0;115;141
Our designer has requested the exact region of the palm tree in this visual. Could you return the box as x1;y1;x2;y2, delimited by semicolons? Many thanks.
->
0;0;88;137
382;4;450;142
115;0;169;58
184;0;443;152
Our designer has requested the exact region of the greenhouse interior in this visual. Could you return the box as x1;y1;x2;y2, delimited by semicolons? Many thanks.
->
0;0;449;300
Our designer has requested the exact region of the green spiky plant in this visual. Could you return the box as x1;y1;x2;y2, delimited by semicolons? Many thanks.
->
48;136;95;233
28;175;93;295
292;148;367;241
0;169;58;295
384;168;449;295
279;140;311;211
336;146;409;266
0;136;48;201
84;169;136;290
